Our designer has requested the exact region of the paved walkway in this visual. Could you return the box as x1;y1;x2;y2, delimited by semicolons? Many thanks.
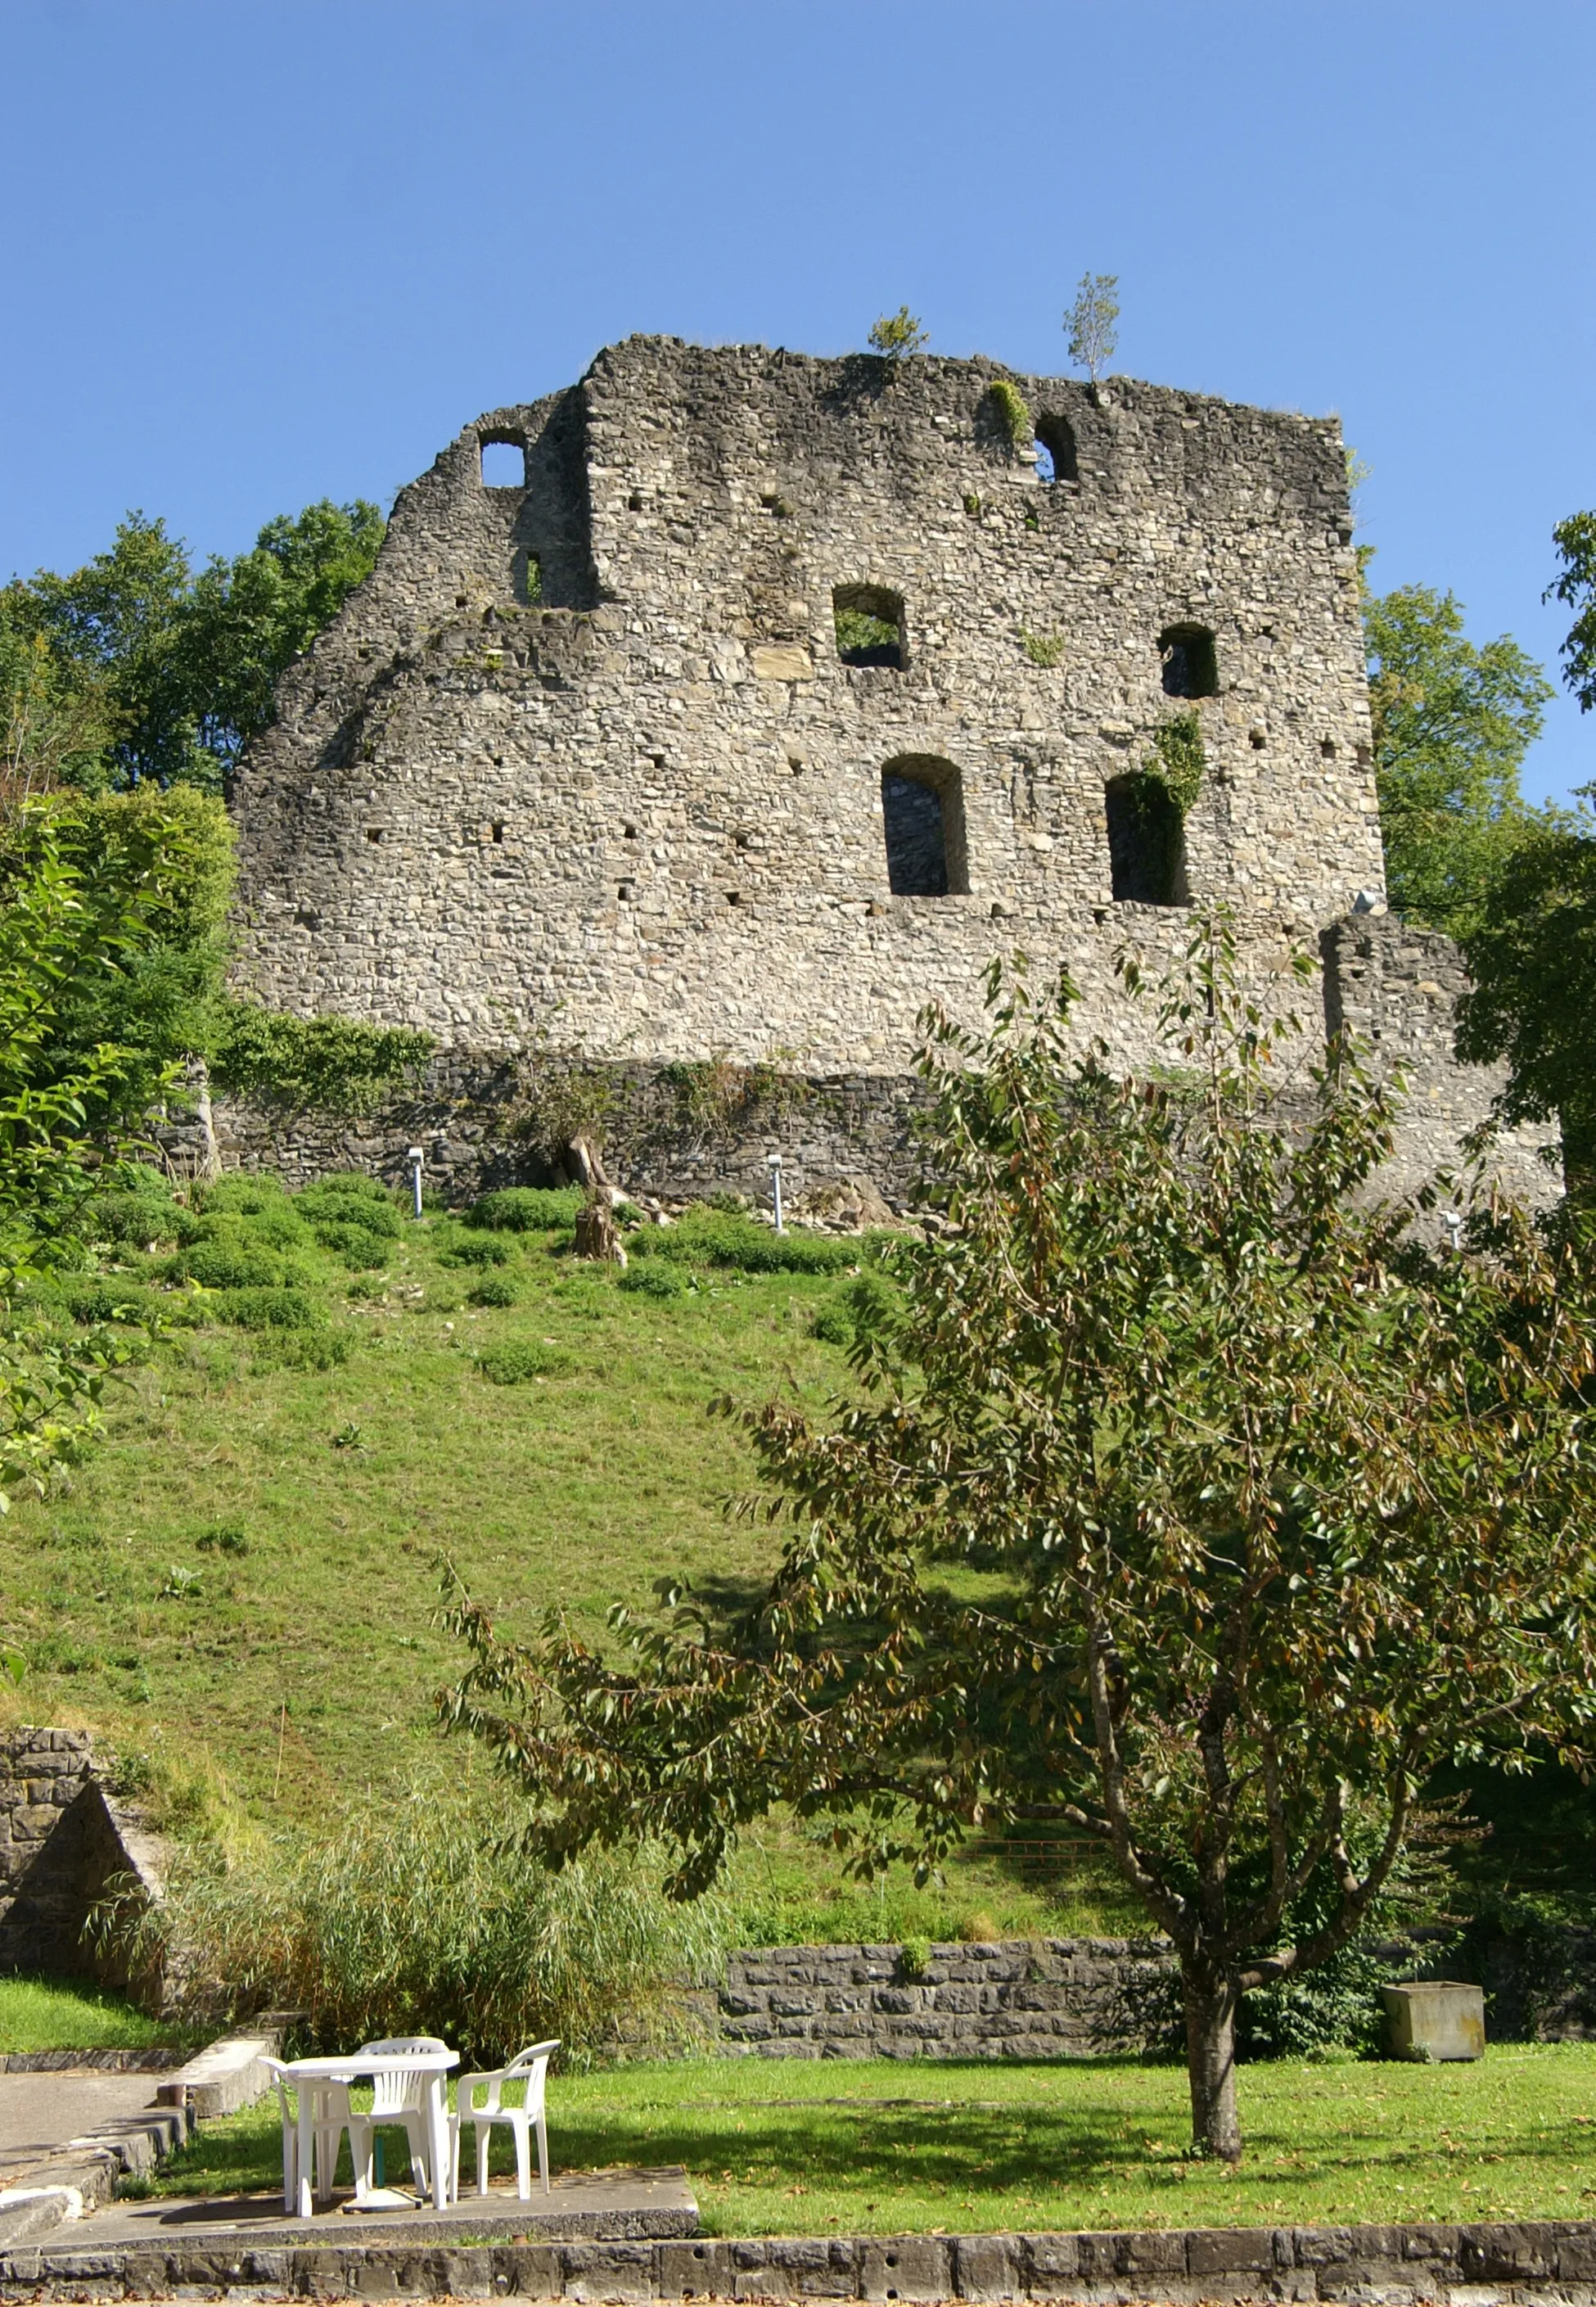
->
79;2166;699;2247
0;2071;168;2183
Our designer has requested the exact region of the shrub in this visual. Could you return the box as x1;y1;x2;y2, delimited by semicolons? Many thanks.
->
215;1288;323;1331
297;1176;402;1230
814;1268;902;1348
620;1262;686;1300
201;1174;292;1217
631;1208;856;1276
986;378;1032;447
166;1236;309;1291
466;1275;518;1308
809;1298;854;1344
476;1340;570;1384
440;1234;512;1268
86;1191;199;1249
899;1935;932;1982
98;1781;727;2068
311;1221;392;1271
195;1524;250;1555
466;1187;584;1232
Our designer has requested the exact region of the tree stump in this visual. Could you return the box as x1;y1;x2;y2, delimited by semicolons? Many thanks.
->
574;1192;624;1264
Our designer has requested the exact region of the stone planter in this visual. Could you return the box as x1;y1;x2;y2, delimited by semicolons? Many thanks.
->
1382;1978;1486;2060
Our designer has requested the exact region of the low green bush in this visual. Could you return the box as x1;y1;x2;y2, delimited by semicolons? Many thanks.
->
466;1275;518;1308
811;1268;901;1348
86;1192;199;1249
311;1220;392;1271
466;1187;584;1231
297;1178;403;1238
53;1280;165;1327
620;1262;687;1300
167;1236;311;1291
632;1208;857;1275
201;1174;291;1217
476;1340;570;1384
215;1288;324;1331
441;1233;513;1268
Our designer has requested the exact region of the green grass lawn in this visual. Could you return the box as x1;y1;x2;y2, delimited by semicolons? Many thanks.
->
3;1186;1133;1944
139;2047;1596;2233
0;1972;191;2052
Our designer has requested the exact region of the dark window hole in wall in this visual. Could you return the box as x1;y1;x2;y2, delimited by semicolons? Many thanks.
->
1033;414;1079;484
1105;774;1188;906
490;823;505;844
1159;622;1219;699
835;583;906;670
480;438;526;488
512;550;542;606
365;827;385;845
627;491;644;512
881;755;968;896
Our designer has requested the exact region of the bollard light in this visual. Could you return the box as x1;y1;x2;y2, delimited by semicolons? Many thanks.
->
765;1151;784;1235
407;1145;425;1220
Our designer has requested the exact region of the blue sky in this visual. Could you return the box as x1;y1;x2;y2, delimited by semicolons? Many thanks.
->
3;0;1592;801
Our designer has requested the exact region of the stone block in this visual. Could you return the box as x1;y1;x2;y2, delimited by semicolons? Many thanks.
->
657;2240;733;2296
1382;1981;1486;2062
1462;2223;1558;2279
490;2244;564;2296
561;2242;656;2302
860;2237;952;2301
731;2237;859;2298
954;2232;1023;2300
1020;2232;1080;2295
1186;2227;1278;2275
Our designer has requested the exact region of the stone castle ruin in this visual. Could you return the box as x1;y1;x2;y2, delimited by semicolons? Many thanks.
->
227;336;1542;1206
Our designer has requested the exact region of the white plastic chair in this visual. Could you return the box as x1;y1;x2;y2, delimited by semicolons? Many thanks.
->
450;2040;559;2201
344;2036;452;2201
263;2056;356;2210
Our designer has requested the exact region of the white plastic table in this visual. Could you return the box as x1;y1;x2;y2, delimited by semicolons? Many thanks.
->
279;2048;458;2218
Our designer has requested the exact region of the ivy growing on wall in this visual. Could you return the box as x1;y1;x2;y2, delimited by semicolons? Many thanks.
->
1143;710;1206;814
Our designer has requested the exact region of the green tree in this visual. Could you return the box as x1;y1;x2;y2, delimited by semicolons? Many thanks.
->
867;307;929;360
1364;580;1552;937
1547;509;1596;711
1456;789;1596;1194
3;499;383;792
444;921;1596;2163
0;800;219;1511
1065;271;1119;383
177;499;384;773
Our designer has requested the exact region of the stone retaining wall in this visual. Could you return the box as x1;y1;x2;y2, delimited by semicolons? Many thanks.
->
15;2219;1596;2301
0;1729;163;1982
717;1939;1174;2060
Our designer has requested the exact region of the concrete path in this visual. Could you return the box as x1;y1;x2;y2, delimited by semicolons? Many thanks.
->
0;2071;169;2183
79;2165;700;2248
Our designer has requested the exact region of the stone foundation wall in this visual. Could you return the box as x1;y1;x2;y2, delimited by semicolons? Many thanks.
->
0;1729;162;1983
716;1939;1174;2061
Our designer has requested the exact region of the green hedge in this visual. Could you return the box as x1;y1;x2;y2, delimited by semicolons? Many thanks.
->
630;1209;859;1275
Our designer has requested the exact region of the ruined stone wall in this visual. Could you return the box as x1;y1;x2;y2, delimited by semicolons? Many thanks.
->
229;338;1382;1085
0;1730;162;1982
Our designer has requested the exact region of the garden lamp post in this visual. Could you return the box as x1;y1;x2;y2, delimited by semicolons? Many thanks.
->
766;1151;784;1235
407;1145;425;1220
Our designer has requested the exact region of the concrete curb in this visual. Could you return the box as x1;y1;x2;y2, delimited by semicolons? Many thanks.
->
154;2029;282;2121
0;2052;190;2075
10;2218;1596;2302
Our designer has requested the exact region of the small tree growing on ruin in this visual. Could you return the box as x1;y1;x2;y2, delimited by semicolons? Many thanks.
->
867;306;929;361
1066;270;1119;383
443;917;1596;2162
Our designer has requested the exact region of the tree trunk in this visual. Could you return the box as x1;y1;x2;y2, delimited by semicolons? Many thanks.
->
1183;1972;1242;2162
574;1193;624;1264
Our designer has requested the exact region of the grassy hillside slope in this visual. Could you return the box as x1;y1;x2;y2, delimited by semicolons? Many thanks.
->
3;1172;1125;1944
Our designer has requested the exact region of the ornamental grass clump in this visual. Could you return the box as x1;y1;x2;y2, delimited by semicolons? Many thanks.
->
101;1781;727;2069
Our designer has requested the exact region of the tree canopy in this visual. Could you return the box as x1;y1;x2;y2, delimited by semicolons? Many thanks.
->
2;499;383;793
1364;576;1551;939
1548;509;1596;713
444;921;1596;2161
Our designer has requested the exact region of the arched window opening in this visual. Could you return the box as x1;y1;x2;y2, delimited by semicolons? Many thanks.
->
834;583;906;670
1105;774;1188;906
480;436;527;488
1159;622;1219;698
1033;413;1079;484
881;754;968;896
